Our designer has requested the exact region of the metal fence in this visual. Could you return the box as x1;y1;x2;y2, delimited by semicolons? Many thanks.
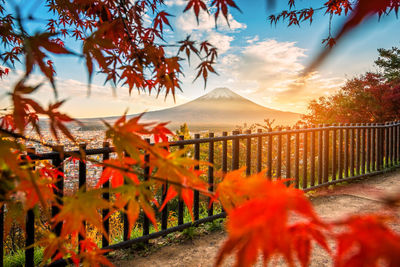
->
2;121;400;266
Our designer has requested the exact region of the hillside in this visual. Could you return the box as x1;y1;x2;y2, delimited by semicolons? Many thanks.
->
79;88;301;132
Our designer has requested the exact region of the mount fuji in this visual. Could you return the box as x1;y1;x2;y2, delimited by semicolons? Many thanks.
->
80;88;301;132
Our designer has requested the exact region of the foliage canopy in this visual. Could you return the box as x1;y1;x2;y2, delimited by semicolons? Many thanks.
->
303;47;400;124
0;0;400;266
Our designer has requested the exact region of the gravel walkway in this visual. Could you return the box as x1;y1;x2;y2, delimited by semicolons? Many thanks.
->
112;171;400;267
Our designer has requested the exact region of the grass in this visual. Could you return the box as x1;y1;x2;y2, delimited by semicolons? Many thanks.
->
206;219;224;232
3;203;226;266
108;203;226;260
4;248;44;267
182;227;197;239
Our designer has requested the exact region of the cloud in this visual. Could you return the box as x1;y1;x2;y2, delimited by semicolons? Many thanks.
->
177;11;246;33
165;0;187;6
246;35;259;44
0;38;345;118
161;2;247;86
207;32;234;54
0;71;189;118
212;39;345;113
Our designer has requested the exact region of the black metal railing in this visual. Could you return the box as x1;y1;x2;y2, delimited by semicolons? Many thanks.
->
2;121;400;266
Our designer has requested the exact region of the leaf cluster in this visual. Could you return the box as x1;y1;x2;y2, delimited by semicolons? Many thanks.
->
303;47;400;124
215;169;400;267
1;1;400;266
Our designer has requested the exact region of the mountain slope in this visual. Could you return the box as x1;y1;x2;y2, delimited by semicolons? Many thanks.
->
81;88;301;131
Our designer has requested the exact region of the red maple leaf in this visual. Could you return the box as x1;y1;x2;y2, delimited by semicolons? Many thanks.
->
335;214;400;266
215;170;330;266
96;158;139;188
184;0;209;23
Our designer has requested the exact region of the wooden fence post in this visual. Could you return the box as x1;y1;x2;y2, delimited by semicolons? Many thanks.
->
232;131;240;170
178;136;185;225
393;121;396;165
356;123;361;175
338;124;343;180
350;124;355;176
332;124;337;180
323;124;329;183
51;145;64;262
361;123;366;174
317;125;323;184
372;123;377;171
366;123;371;173
385;122;390;168
257;129;263;173
102;142;110;248
26;147;36;267
302;126;308;189
286;127;291;184
78;143;87;247
161;145;169;230
344;123;350;177
310;125;316;186
208;133;214;217
395;121;400;165
194;134;201;221
390;121;394;167
294;126;300;188
276;128;282;179
143;139;150;238
267;129;273;179
52;145;64;238
377;123;383;171
245;130;252;176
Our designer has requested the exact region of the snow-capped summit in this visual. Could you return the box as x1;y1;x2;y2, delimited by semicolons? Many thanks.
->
199;87;242;100
80;87;301;132
135;87;301;131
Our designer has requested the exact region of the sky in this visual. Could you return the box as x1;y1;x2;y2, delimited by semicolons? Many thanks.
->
0;0;399;118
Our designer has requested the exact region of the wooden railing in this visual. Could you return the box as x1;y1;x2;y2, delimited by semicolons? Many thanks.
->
2;121;400;266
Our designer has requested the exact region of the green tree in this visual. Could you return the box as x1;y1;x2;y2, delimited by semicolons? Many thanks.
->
303;49;400;124
375;47;400;82
175;123;191;140
1;1;400;266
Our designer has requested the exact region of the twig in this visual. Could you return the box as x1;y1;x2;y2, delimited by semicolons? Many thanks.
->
0;127;215;196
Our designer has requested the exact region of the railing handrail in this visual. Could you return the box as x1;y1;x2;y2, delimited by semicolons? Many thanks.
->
4;119;400;266
29;120;400;158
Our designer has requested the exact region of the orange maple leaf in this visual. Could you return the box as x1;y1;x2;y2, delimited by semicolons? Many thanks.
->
335;214;400;267
79;238;113;267
113;183;158;238
52;189;109;238
215;170;329;267
96;158;139;188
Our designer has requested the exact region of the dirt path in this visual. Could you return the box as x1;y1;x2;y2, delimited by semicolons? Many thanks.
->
111;171;400;267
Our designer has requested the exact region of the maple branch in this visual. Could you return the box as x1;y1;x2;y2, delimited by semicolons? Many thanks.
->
18;142;48;210
117;0;141;53
0;127;216;196
98;159;215;196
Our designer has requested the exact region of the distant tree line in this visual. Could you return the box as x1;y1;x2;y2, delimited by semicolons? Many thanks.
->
234;46;400;130
302;47;400;124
